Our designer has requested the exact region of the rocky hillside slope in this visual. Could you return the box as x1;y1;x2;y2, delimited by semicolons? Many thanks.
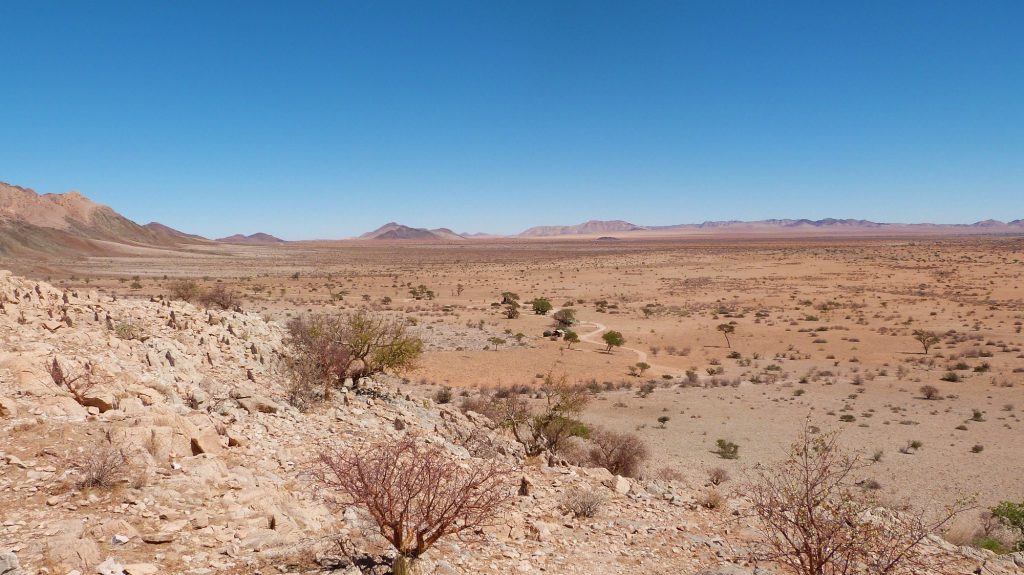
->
0;271;1019;575
0;182;208;258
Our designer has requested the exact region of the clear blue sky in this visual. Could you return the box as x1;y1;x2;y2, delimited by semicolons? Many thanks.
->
2;1;1021;239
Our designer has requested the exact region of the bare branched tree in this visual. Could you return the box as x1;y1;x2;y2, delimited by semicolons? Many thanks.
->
314;436;514;575
747;421;972;575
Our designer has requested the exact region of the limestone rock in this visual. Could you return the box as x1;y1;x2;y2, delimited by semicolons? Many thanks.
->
81;390;117;412
0;552;23;575
0;397;17;418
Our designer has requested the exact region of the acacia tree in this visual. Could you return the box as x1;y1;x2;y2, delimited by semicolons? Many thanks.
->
747;422;970;575
602;330;624;352
563;331;580;348
315;436;514;575
553;308;576;328
912;329;941;354
492;373;589;462
532;298;553;315
717;323;735;348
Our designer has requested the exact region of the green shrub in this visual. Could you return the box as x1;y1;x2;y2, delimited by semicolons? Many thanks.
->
991;501;1024;551
715;439;739;459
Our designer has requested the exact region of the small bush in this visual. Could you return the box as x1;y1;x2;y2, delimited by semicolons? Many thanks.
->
715;439;739;459
434;387;453;404
588;429;650;478
919;385;941;400
991;501;1024;551
168;279;201;302
68;438;129;490
114;319;142;341
698;489;725;510
708;467;730;486
561;488;605;518
199;284;241;310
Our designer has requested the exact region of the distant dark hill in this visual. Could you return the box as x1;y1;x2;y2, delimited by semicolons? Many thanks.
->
359;222;465;240
216;233;286;245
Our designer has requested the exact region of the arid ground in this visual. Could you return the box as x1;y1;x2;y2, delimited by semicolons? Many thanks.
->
26;235;1022;517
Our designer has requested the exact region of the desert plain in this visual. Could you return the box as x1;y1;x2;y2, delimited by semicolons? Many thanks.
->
23;234;1024;514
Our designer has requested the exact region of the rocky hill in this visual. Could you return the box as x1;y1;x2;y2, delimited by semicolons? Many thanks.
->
0;182;203;257
0;270;1019;575
519;220;647;237
359;223;465;240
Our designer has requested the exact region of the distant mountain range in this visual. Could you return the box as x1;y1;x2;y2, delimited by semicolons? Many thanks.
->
519;220;646;237
358;222;466;241
514;218;1024;237
0;181;1021;257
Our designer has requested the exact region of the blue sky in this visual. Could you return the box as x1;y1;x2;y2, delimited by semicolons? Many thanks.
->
1;1;1021;239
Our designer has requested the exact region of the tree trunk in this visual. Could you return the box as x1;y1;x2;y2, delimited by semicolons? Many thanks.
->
392;555;420;575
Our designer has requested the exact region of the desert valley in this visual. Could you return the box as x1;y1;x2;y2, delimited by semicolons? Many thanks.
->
0;181;1022;575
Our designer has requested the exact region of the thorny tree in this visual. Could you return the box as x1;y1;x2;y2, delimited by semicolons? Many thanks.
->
314;436;514;575
747;421;972;575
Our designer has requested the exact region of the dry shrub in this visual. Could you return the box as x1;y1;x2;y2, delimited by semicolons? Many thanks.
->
698;488;726;510
708;467;730;486
198;284;241;310
67;436;129;490
747;421;971;575
655;466;686;482
561;487;605;518
459;393;502;421
314;435;514;575
167;279;201;302
588;428;649;478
